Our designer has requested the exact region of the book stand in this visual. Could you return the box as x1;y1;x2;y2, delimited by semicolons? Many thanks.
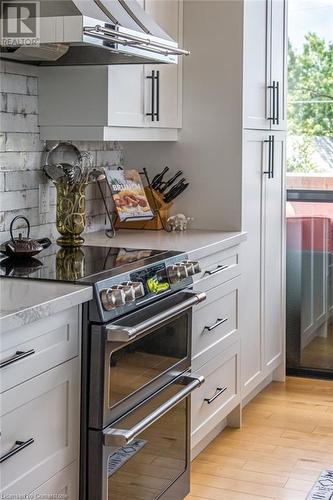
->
97;167;172;239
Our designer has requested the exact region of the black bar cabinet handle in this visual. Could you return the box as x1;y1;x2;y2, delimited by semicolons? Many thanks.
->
204;318;228;332
0;438;34;463
0;349;35;369
146;70;155;121
155;70;160;122
271;134;275;178
263;136;272;178
268;81;276;123
276;81;280;125
204;264;229;276
204;387;227;405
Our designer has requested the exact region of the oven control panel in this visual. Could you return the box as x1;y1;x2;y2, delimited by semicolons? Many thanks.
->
130;263;170;295
167;260;201;284
94;254;202;320
100;281;145;311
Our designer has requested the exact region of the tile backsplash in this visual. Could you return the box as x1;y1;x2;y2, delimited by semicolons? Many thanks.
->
0;61;123;244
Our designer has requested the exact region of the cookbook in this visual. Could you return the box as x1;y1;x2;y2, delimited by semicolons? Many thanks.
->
104;168;154;222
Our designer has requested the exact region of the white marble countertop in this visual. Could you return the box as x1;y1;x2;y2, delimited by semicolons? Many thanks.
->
84;229;247;259
0;229;245;334
0;278;92;334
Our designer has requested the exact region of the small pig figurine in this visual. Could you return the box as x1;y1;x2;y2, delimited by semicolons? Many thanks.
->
167;213;194;231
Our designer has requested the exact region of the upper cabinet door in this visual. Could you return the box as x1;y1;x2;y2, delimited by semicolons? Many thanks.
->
107;65;146;128
144;0;182;129
270;0;287;130
243;0;287;131
243;0;270;130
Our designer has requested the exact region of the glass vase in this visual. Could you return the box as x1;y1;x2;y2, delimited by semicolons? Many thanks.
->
55;181;87;247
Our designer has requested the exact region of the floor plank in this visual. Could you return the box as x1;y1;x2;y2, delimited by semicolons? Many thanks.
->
187;377;333;499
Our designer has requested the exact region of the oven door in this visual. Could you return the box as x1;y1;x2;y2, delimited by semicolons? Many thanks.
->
89;290;206;428
88;373;204;500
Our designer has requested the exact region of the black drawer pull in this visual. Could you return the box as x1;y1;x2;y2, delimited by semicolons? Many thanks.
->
0;438;34;463
267;80;279;125
204;265;229;276
204;387;227;405
146;70;155;121
204;317;228;332
276;81;280;125
0;349;35;369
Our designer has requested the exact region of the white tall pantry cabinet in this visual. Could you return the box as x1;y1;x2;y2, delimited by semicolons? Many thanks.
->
242;0;287;399
242;130;286;398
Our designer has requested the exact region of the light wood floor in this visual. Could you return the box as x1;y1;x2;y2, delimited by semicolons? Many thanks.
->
187;377;333;500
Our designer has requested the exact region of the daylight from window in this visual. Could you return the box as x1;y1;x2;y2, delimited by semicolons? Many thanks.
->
287;0;333;189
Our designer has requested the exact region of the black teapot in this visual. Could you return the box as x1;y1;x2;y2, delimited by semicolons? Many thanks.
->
0;216;51;258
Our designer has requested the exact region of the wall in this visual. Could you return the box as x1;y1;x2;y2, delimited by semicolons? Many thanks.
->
0;61;123;244
124;0;243;231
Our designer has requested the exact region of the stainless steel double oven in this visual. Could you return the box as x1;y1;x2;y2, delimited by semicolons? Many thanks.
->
82;288;205;500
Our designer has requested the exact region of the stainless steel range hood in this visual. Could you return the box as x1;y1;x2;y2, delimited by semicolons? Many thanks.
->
0;0;189;65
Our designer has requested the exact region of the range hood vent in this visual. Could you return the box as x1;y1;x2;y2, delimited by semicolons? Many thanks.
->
0;0;189;66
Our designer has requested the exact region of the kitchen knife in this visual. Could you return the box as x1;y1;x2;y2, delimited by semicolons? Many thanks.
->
163;178;186;199
164;182;189;203
158;170;183;193
151;166;169;190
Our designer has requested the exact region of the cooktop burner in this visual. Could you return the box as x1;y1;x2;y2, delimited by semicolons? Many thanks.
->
0;244;181;284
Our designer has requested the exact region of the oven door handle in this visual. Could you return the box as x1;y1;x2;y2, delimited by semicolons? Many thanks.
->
106;290;206;342
103;373;204;447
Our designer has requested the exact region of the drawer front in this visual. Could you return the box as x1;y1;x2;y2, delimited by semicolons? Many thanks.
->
193;278;240;370
191;342;240;448
0;358;79;496
31;461;78;499
0;307;79;393
193;246;240;291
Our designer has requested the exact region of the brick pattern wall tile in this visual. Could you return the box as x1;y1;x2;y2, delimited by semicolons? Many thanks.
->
0;63;124;244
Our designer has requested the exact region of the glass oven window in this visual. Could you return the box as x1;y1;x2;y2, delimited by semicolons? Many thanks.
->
106;388;187;499
109;315;188;408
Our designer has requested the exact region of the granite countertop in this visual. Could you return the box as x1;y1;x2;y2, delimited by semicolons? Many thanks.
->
84;229;247;259
0;278;92;334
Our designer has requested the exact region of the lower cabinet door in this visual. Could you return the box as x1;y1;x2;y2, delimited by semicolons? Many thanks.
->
262;132;285;372
192;277;240;370
191;342;240;449
242;130;266;397
242;130;285;398
0;358;79;496
31;461;78;500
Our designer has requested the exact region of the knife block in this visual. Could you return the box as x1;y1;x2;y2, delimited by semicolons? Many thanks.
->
115;187;173;231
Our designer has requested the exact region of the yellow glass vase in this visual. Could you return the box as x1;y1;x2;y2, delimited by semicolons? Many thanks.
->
56;181;87;247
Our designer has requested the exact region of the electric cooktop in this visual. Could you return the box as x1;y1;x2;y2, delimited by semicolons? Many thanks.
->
0;244;182;284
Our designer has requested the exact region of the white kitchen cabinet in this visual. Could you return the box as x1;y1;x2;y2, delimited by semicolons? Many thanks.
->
39;0;183;141
190;245;242;453
31;461;78;499
242;129;285;398
191;342;240;449
262;132;285;371
243;0;269;130
0;358;79;496
0;307;79;393
192;277;240;371
241;131;264;396
270;0;287;130
243;0;287;131
144;0;182;128
108;65;146;128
